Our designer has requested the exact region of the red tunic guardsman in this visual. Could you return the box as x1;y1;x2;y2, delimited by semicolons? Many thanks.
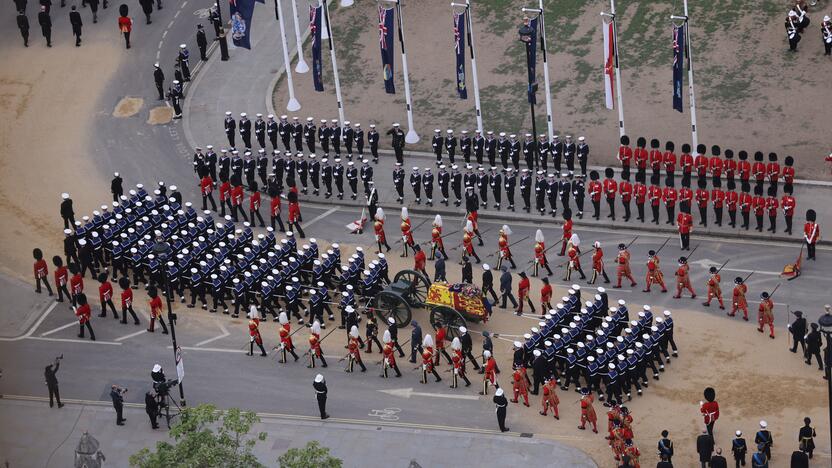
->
420;335;441;383
752;190;766;232
590;241;609;284
643;250;667;293
614;244;636;289
578;387;598;433
33;249;51;295
617;135;633;173
278;312;300;363
449;337;471;388
374;207;390;254
511;366;530;406
74;293;95;340
603;168;618;220
679;186;693;213
413;244;427;278
700;387;720;433
738;151;752;185
430;214;446;260
662;186;677;224
479;350;497;395
709;147;723;182
662;141;676;178
517;271;535;315
147;287;167;333
673;257;696;299
381;329;402;378
287;187;303;237
730;277;749;320
540;277;553;311
703;267;725;309
588;175;603;220
248;308;267;357
726;190;739;227
781;187;796;235
98;275;114;318
70;268;84;304
559;216;573;256
532;229;553;277
677;210;693;251
752;152;766;186
497;224;515;269
648;185;662;224
119;277;140;325
803;209;820;260
231;183;245;209
724;149;737;183
634;137;648;177
680;145;694;180
564;243;585;281
633;182;647;221
711;187;725;227
269;190;282;227
54;259;69;302
434;325;449;366
757;292;775;338
400;207;414;257
346;325;367;372
766;153;780;186
695;184;710;226
307;320;328;368
694;146;709;181
200;175;215;211
219;180;232;216
782;156;795;185
765;189;779;233
540;377;560;419
619;178;633;222
739;191;753;229
648;139;662;176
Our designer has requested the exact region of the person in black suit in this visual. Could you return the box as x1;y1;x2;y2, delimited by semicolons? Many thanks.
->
313;374;329;419
710;447;728;468
697;428;714;468
110;385;127;425
37;5;51;47
145;391;159;429
44;357;63;408
69;5;82;46
17;10;30;46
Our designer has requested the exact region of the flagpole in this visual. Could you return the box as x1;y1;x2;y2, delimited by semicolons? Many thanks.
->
394;0;419;144
610;0;625;136
537;0;554;139
683;0;699;149
277;0;302;111
321;0;346;125
465;0;483;134
290;0;309;73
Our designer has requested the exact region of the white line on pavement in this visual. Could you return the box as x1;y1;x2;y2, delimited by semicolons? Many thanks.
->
115;330;148;342
194;320;230;347
0;301;58;341
174;10;181;18
304;208;339;228
39;321;78;337
28;336;122;346
173;345;245;353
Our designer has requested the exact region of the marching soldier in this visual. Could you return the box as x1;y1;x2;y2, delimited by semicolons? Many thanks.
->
532;229;553;277
578;387;598;433
368;124;379;162
303;117;316;153
462;220;481;263
564;240;586;281
420;335;441;383
60;193;75;229
788;310;807;354
400;207;415;258
590;241;610;284
730;276;749;320
346;326;367;372
757;292;775;338
702;266;725;309
277;312;300;362
497;225;516;269
643;250;667;293
97;273;117;318
410;167;422;204
540;377;560;418
307;320;328;368
200;173;217;211
374;208;391;253
804;209;819;260
516;271;535;315
247;308;268;357
479;350;497;395
614;244;636;289
511;365;530;406
381;330;403;377
74;293;95;340
449;337;471;388
33;249;53;296
430;215;448;260
673;257;696;299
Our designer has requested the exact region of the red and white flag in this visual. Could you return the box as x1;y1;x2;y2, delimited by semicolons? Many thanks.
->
602;19;616;110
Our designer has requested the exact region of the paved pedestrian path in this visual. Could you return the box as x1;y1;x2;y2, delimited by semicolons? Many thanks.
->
0;397;596;467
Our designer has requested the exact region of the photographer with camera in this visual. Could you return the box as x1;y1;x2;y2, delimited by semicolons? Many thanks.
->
44;355;63;408
110;384;127;426
145;391;159;429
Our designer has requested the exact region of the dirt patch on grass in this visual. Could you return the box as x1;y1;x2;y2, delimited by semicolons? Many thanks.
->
113;97;144;118
147;106;173;125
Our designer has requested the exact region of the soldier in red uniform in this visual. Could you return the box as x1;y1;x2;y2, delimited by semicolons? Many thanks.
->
677;210;693;250
739;190;753;230
633;180;647;222
702;267;725;309
374;208;391;253
623;439;641;468
634;137;648;184
516;271;535;315
663;141;677;187
269;188;285;232
781;185;796;235
69;264;84;307
307;320;328;368
540;377;560;419
619;174;633;221
462;221;481;263
247;182;265;227
400;207;414;258
381;330;402;378
782;156;795;185
765;186;779;233
711;186;725;227
32;249;53;296
589;170;603;220
230;182;248;222
97;272;117;319
752;186;766;232
498;224;516;268
757;292;775;338
648;139;662;185
673;257;696;299
603;168;618;220
532;229;553;277
700;387;720;436
694;144;709;186
434;325;452;366
679;185;693;216
278;312;300;363
709;145;723;188
752;151;766;194
766;152;780;195
74;293;95;340
479;350;497;395
614;244;636;289
724;149;737;191
695;180;710;226
590;241;610;284
730;277;749;320
247;307;268;357
200;174;217;211
564;242;586;281
643;250;667;293
429;214;447;260
618;135;633;180
804;209;820;260
726;189;739;228
146;286;168;333
118;277;140;325
53;256;71;303
738;150;752;193
219;179;232;217
412;244;427;278
559;213;573;256
578;387;598;433
449;337;471;388
511;366;530;406
662;186;677;225
540;277;553;311
647;185;662;224
287;188;305;238
419;335;442;383
346;325;367;372
680;143;694;188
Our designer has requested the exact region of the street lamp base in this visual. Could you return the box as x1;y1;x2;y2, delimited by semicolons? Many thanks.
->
286;98;301;112
405;129;419;144
295;58;309;74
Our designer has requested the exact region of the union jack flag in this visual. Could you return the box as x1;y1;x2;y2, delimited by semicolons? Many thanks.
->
453;13;462;54
379;7;390;50
309;6;317;36
672;27;680;67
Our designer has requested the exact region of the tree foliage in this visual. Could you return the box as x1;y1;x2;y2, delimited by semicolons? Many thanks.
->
277;441;342;468
129;404;267;468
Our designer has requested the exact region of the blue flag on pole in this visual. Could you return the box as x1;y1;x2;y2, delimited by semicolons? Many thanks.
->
526;16;539;105
310;4;324;92
379;6;396;94
672;24;685;113
229;0;256;50
454;11;467;99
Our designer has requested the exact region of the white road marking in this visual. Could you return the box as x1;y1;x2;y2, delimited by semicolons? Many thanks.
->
28;336;122;346
168;20;175;29
40;321;78;337
115;330;148;341
174;10;181;18
378;387;480;401
0;302;58;341
194;320;230;346
174;345;245;353
304;208;339;228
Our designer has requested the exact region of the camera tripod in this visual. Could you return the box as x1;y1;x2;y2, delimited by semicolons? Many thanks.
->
156;392;182;429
